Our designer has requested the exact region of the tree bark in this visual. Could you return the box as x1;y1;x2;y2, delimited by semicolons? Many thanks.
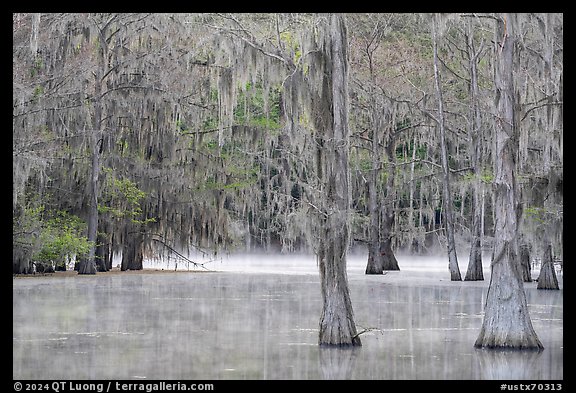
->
95;231;110;272
364;26;385;275
101;221;115;271
55;258;67;271
537;244;559;290
78;126;99;275
365;127;385;274
317;14;361;346
465;228;483;280
106;232;115;271
465;20;484;281
379;229;399;271
364;64;399;273
474;14;543;350
121;239;144;271
408;134;420;254
78;15;110;275
519;243;532;282
432;15;461;281
365;168;384;274
380;139;400;271
13;249;32;274
536;15;561;291
121;226;144;271
29;14;40;56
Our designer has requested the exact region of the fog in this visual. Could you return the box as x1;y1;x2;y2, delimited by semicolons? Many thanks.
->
13;253;562;380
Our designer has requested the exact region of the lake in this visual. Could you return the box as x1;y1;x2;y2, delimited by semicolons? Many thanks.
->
13;253;563;380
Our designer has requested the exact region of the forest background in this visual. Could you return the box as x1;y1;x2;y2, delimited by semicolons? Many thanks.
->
13;13;562;281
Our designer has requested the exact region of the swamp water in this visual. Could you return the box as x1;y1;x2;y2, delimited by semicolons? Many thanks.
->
13;254;563;380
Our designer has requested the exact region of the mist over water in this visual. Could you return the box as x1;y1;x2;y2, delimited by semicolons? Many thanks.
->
13;253;562;380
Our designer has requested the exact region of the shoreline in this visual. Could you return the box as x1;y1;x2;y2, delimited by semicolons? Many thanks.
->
13;267;214;278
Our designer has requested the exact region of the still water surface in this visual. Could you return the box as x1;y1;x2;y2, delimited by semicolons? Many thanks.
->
13;254;562;380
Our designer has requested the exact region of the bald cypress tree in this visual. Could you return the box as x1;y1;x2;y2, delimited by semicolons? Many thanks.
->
537;244;559;290
432;14;461;281
474;13;543;350
315;14;361;346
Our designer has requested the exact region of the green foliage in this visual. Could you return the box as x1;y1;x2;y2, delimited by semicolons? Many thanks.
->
279;31;302;63
462;172;474;183
99;167;156;224
201;116;219;132
462;169;494;184
196;148;260;192
480;169;494;184
396;139;427;162
13;204;92;270
116;138;129;155
234;83;282;131
33;210;93;268
226;164;259;190
355;156;373;172
199;139;219;153
29;56;43;78
33;85;44;100
524;206;547;224
13;204;45;251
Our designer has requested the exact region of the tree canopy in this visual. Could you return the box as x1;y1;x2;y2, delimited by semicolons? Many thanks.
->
13;13;562;275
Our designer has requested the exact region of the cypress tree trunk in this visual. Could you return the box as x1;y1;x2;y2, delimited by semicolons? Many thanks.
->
106;232;115;271
465;21;484;281
95;218;112;272
366;165;384;274
121;239;143;271
102;222;114;271
380;214;400;271
79;16;110;275
55;258;67;271
519;243;532;282
365;165;401;274
364;121;399;273
474;14;542;350
465;187;484;281
535;15;560;292
13;247;32;274
366;181;384;274
121;227;144;271
317;14;361;346
408;134;420;254
95;232;109;272
432;15;461;281
380;140;400;271
78;128;99;275
364;43;384;275
537;244;559;290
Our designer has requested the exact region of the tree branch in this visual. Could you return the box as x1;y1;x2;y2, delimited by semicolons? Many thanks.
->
208;14;295;70
151;236;213;271
521;101;563;122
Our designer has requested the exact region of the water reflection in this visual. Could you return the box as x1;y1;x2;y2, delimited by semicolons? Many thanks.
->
318;347;359;379
13;256;562;380
475;349;543;379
